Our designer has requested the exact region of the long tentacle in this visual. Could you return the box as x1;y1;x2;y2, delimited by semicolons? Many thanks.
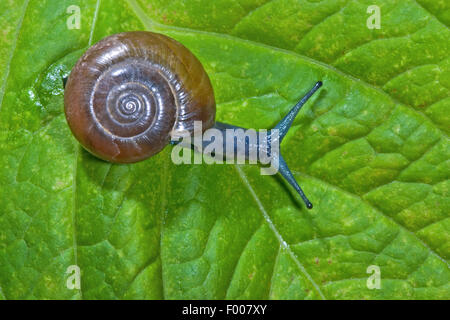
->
275;81;322;142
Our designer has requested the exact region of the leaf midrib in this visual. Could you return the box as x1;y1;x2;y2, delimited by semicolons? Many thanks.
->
235;165;326;299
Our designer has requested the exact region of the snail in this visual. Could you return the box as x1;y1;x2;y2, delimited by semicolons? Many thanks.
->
64;31;322;209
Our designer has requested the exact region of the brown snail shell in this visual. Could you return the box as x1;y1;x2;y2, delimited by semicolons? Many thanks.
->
64;31;215;163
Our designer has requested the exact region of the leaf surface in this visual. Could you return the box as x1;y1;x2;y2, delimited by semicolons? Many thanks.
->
0;0;448;299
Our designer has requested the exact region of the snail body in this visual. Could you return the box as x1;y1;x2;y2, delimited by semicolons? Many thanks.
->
64;31;322;209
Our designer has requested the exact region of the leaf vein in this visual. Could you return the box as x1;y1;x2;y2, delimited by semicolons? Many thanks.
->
235;165;326;299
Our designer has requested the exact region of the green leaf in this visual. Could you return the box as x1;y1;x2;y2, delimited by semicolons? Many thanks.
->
0;0;448;299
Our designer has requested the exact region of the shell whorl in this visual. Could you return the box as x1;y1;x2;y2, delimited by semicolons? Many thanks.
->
64;31;215;163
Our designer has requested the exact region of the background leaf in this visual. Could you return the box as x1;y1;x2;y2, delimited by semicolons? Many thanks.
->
0;0;448;299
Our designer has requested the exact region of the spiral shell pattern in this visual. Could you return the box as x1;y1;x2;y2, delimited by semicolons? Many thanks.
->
64;31;215;163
